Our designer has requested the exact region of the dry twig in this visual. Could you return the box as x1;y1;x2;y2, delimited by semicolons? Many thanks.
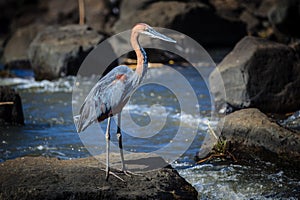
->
0;102;14;106
78;0;85;25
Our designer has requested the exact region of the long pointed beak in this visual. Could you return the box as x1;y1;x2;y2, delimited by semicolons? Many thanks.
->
142;28;176;43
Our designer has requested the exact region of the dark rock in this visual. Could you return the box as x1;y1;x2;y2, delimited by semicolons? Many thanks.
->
208;0;242;21
5;0;79;35
36;0;79;25
0;155;198;200
28;25;104;80
0;0;117;38
113;0;246;47
0;0;19;36
84;0;119;33
220;108;300;162
3;24;45;69
34;0;117;34
293;41;300;57
0;36;4;60
0;86;24;125
209;36;300;113
208;0;276;37
239;10;260;34
268;0;300;38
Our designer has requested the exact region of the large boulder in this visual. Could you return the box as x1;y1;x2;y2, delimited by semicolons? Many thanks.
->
220;108;300;161
28;25;104;80
209;36;300;113
0;155;198;200
113;0;246;46
3;24;45;69
0;86;24;125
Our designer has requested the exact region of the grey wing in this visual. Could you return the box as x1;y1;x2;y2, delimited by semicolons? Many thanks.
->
74;65;135;133
74;73;115;132
74;84;104;133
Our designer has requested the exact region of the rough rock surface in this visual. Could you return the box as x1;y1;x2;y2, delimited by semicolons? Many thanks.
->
220;108;300;162
3;24;45;69
210;36;300;113
0;86;24;125
28;25;104;80
113;0;246;46
0;155;198;200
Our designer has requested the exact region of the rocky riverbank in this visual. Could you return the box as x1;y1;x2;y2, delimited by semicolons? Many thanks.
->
207;34;300;167
0;154;198;200
219;108;300;167
201;0;300;162
1;0;300;80
1;1;300;195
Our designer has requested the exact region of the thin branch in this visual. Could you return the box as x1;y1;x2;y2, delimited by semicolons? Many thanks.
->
78;0;85;25
0;102;14;106
207;122;218;140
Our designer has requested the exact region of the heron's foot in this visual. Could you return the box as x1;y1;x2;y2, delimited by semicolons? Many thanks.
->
119;168;141;177
101;168;125;182
109;171;125;182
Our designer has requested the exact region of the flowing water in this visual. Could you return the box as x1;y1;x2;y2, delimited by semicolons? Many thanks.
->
0;67;299;199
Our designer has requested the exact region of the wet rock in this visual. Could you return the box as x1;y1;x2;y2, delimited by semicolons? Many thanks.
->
209;36;300;113
0;155;198;200
28;25;104;80
113;0;246;47
0;86;24;125
220;108;300;161
3;24;45;69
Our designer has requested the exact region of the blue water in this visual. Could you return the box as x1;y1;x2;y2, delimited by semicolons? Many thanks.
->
1;66;212;162
1;67;299;199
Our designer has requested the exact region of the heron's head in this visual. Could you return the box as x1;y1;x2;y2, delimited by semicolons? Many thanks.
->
134;23;176;43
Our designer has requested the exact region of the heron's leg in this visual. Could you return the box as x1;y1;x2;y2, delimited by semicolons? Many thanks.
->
116;114;139;177
117;113;126;171
105;116;111;181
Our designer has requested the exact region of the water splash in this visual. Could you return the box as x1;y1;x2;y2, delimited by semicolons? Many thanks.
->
0;76;76;93
175;162;300;200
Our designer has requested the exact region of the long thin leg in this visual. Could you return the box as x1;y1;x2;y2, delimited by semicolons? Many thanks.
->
103;116;125;182
105;116;111;181
117;113;126;171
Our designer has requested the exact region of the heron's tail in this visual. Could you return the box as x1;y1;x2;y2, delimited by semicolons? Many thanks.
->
74;114;96;133
74;100;97;133
73;115;82;132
